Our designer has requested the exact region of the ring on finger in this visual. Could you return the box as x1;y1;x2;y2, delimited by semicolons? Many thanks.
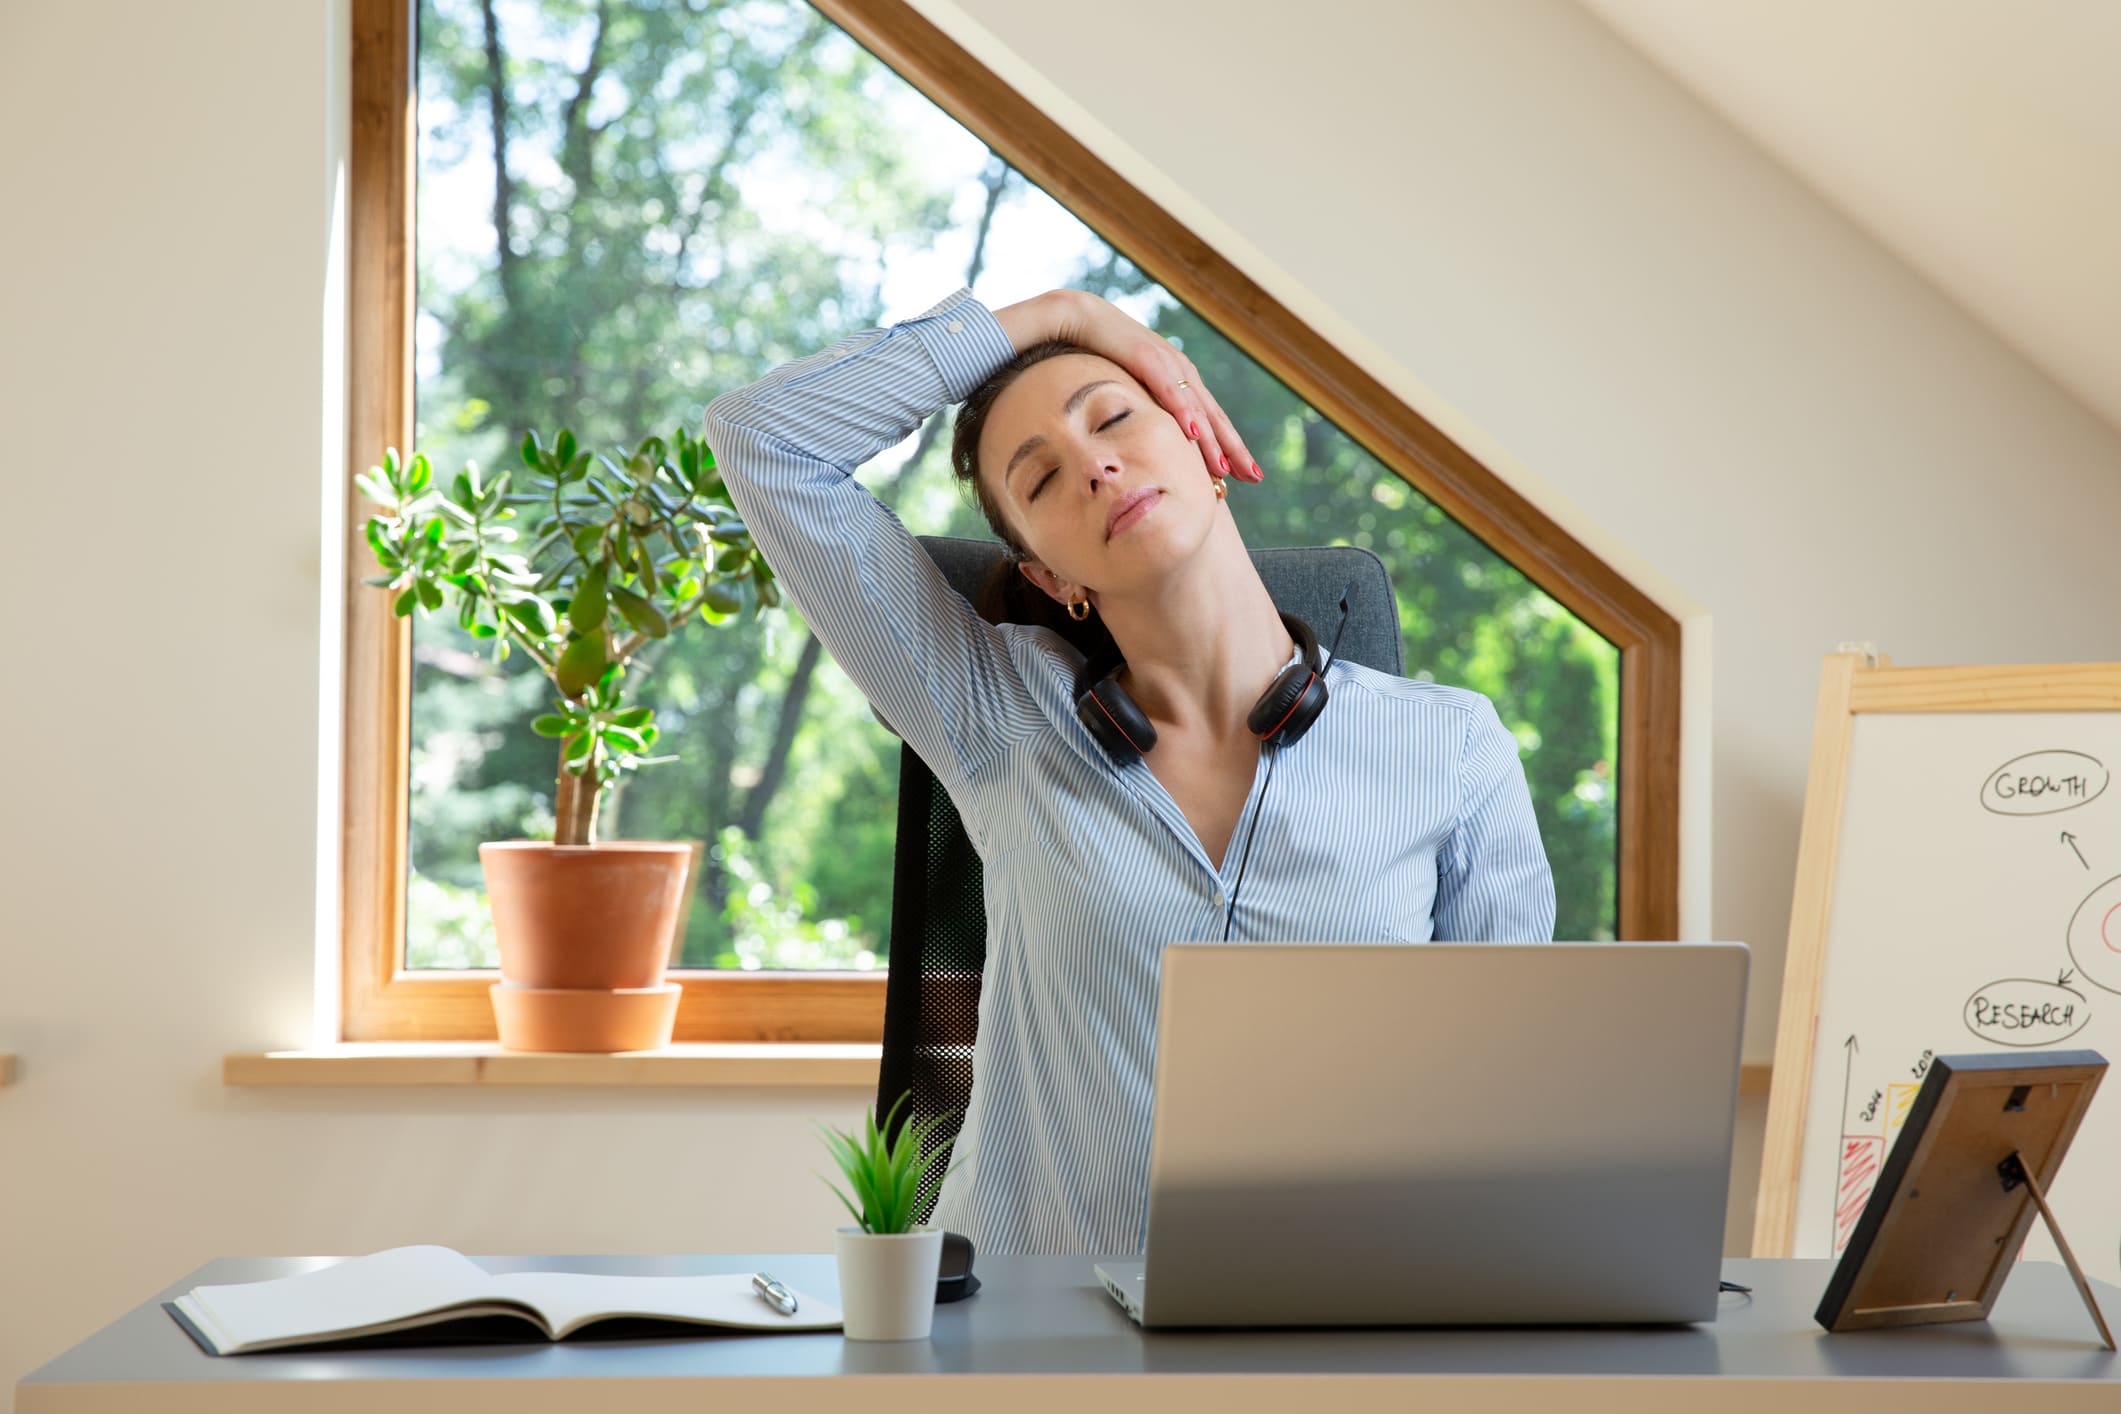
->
1174;379;1190;391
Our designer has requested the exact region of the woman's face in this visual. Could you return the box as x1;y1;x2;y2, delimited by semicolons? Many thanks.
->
975;352;1222;605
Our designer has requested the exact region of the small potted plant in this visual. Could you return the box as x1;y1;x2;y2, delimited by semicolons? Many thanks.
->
359;426;778;1050
817;1094;962;1340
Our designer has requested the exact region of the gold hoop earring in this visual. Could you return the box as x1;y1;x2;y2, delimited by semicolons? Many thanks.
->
1067;596;1092;622
1212;477;1228;500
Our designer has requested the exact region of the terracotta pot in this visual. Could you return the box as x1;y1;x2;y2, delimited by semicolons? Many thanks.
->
477;840;697;1051
478;840;694;988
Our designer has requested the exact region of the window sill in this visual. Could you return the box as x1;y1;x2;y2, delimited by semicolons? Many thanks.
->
224;1050;1767;1094
223;1042;882;1088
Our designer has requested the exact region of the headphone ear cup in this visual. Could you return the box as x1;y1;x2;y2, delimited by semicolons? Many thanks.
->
1246;610;1329;746
1246;665;1319;743
1259;673;1328;746
1076;676;1157;760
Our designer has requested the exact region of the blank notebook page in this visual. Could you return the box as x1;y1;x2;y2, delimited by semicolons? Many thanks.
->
489;1270;841;1335
184;1246;504;1345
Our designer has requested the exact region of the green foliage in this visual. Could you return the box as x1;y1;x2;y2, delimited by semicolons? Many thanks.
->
715;826;876;971
405;868;498;969
359;425;777;835
408;0;966;956
816;1093;961;1234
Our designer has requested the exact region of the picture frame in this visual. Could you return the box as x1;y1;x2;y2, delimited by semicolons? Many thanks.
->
1814;1049;2111;1348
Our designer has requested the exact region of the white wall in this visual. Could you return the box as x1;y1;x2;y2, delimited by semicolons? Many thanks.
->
5;0;2120;1390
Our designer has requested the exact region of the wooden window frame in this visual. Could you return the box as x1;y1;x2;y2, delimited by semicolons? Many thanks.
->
340;0;1680;1043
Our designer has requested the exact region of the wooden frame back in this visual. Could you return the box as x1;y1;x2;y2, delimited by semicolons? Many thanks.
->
1815;1051;2106;1337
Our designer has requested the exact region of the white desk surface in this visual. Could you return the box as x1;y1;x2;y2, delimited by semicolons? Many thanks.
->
16;1253;2121;1414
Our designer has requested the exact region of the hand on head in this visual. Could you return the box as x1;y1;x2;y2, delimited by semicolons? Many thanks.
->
1005;289;1265;489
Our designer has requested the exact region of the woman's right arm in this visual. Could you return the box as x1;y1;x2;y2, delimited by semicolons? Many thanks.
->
702;289;1040;800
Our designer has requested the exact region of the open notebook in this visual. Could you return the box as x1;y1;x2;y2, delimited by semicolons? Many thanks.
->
165;1245;842;1355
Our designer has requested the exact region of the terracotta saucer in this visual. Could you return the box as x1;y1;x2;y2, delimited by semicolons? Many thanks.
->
490;982;681;1053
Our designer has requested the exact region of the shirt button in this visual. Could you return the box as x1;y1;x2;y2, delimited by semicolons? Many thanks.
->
1212;892;1226;910
945;319;964;334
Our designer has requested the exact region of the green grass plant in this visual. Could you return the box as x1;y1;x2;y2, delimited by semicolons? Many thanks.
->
817;1093;962;1235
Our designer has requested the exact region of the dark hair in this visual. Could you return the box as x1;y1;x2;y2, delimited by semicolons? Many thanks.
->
949;338;1118;661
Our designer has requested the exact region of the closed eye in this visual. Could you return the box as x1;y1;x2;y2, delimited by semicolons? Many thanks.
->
1028;411;1130;502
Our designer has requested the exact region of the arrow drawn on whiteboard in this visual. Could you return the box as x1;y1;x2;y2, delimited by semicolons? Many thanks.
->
2059;969;2082;997
2063;831;2088;869
1842;1034;1859;1126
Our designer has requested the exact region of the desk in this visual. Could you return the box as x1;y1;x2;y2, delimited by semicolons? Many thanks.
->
16;1254;2120;1413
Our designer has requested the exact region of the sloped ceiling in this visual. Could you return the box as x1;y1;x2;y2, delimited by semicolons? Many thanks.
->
1578;0;2121;436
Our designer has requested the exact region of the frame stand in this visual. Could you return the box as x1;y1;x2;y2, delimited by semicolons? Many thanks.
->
2000;1151;2115;1350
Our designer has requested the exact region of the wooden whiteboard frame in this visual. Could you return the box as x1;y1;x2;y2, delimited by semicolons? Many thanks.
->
1753;654;2121;1256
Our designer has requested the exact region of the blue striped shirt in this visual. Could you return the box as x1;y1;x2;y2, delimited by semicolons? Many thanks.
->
704;289;1556;1255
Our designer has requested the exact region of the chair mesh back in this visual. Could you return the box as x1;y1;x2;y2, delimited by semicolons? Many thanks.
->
877;539;1403;1223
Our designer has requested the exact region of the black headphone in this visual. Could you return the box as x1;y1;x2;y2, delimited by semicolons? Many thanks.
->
1072;611;1328;762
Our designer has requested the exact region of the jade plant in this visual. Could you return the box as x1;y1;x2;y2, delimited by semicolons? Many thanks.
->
817;1093;963;1234
358;425;778;847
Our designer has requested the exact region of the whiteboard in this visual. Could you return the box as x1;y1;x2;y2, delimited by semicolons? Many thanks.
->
1787;711;2120;1282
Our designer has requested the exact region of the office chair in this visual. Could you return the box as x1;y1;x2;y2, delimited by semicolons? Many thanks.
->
877;538;1406;1247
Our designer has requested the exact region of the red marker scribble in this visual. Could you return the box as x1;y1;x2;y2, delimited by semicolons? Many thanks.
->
1835;1135;1886;1254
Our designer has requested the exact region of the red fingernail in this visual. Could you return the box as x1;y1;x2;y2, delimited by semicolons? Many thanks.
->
1219;454;1230;473
1251;461;1263;480
1189;421;1199;439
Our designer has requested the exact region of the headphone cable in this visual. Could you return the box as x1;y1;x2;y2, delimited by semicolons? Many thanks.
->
1222;583;1358;942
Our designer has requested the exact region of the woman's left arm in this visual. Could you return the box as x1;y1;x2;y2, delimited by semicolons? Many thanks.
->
1431;696;1558;942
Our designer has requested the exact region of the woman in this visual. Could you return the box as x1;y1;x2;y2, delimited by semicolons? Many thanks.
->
703;287;1555;1254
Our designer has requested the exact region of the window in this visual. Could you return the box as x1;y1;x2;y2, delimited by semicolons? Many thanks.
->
341;0;1678;1041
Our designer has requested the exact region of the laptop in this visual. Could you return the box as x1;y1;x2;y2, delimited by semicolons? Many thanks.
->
1095;941;1749;1327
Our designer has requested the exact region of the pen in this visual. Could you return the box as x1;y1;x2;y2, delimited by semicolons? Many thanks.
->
751;1272;798;1316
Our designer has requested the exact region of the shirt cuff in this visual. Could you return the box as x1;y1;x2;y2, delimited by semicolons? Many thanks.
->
907;287;1021;404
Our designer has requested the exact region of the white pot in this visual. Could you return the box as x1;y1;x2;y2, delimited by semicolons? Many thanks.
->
834;1226;944;1340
